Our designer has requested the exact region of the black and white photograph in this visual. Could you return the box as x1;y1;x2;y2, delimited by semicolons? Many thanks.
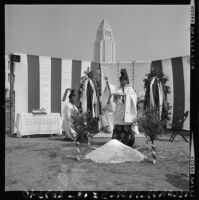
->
4;2;196;194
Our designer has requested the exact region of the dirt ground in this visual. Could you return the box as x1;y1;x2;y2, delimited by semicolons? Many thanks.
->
5;132;190;191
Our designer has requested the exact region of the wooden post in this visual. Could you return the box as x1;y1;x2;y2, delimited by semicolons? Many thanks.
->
9;54;20;135
76;141;81;161
87;132;91;148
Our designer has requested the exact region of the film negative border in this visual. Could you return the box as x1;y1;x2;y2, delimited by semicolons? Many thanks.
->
4;1;198;199
190;0;199;198
6;190;195;199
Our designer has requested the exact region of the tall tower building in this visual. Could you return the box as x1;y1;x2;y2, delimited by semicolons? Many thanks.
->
93;19;116;63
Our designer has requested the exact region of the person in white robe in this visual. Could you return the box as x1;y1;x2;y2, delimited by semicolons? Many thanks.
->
103;69;138;147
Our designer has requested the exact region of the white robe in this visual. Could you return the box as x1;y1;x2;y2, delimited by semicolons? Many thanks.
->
102;83;139;134
62;102;78;140
105;84;137;125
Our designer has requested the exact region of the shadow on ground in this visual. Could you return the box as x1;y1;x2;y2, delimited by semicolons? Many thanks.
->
47;136;67;142
6;133;17;138
165;174;189;190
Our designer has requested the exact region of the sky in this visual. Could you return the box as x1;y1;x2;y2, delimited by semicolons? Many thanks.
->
5;4;190;62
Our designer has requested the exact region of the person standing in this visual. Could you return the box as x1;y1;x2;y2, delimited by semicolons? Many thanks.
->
103;69;137;147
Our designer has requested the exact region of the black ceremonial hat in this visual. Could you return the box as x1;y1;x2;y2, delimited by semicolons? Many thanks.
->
120;68;129;83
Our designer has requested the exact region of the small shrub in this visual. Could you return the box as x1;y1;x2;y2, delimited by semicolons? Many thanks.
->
137;107;167;142
70;110;94;142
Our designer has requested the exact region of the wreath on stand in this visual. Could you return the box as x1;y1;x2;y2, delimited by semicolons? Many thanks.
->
77;68;102;134
143;70;172;124
137;69;172;164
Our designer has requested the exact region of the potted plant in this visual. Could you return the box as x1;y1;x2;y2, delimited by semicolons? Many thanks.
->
137;107;167;164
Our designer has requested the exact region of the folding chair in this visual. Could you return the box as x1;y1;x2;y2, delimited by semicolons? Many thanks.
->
169;111;189;143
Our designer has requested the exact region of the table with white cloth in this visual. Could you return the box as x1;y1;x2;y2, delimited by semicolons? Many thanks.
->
16;113;62;138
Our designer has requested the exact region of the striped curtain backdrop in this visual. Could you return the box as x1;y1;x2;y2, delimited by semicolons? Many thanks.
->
100;63;120;92
100;56;190;130
160;56;190;131
133;61;151;95
11;53;189;131
13;53;100;121
101;61;151;95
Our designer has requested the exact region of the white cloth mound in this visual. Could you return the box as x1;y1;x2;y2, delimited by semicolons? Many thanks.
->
85;139;147;163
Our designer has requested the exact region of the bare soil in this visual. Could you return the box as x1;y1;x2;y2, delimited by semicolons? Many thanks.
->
5;132;189;191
